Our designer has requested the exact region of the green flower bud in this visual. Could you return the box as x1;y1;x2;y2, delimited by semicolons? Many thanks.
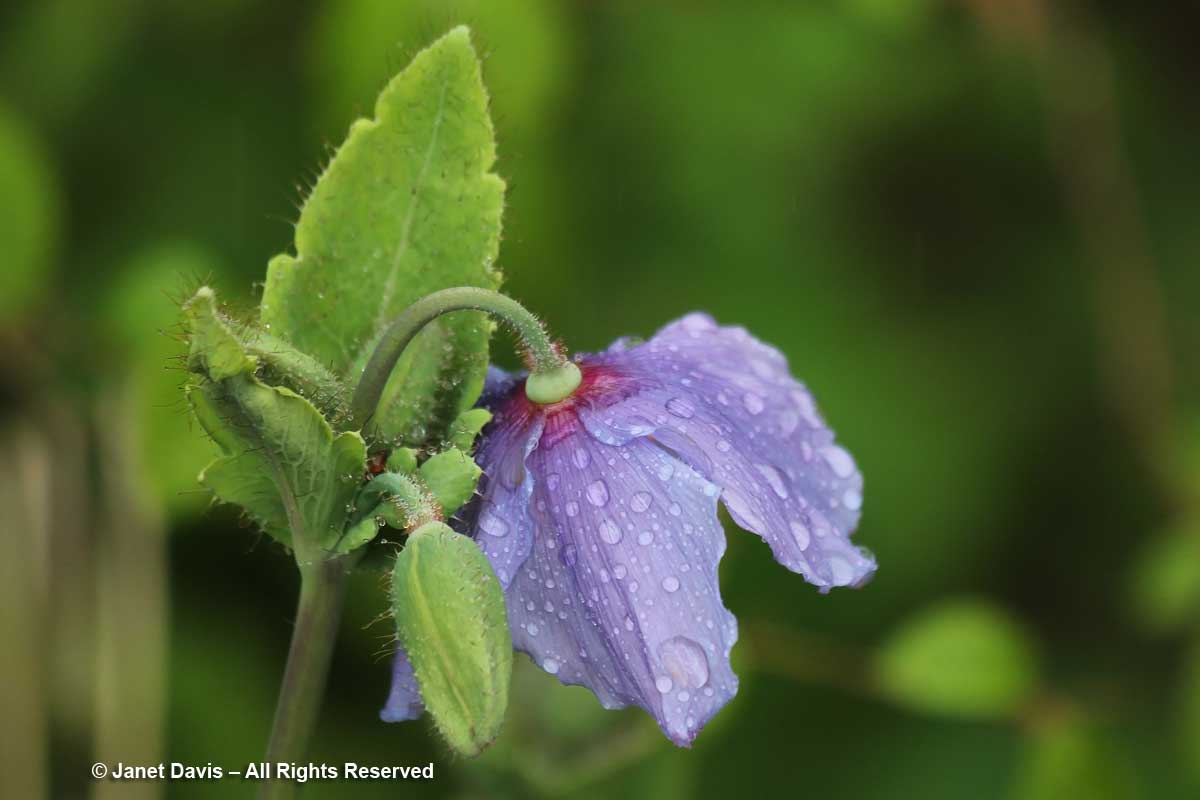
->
391;522;512;756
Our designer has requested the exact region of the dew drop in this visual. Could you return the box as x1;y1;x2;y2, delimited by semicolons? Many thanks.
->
655;676;674;694
561;544;578;566
630;491;652;513
843;488;863;510
830;557;856;585
662;576;680;593
658;636;710;688
572;448;591;469
527;623;539;637
722;488;766;531
716;439;732;453
742;392;765;415
820;445;855;478
565;501;580;518
599;519;623;544
479;505;509;538
668;502;682;517
666;397;695;419
543;658;560;674
638;530;654;546
547;472;561;491
586;479;610;507
790;520;811;550
755;463;789;499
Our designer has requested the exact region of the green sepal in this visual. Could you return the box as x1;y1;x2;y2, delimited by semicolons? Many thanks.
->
184;288;366;558
447;407;492;452
386;448;420;474
419;448;482;518
391;521;511;756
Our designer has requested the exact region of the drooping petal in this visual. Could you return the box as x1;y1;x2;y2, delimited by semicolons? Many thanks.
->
380;646;424;722
502;430;738;746
577;313;874;591
459;368;544;588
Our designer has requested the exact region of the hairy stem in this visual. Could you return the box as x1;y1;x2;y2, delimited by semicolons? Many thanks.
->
350;287;570;428
260;558;351;800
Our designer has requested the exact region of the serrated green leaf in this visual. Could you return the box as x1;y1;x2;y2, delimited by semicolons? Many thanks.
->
261;26;504;447
419;448;482;517
184;289;366;557
392;521;511;757
875;598;1039;719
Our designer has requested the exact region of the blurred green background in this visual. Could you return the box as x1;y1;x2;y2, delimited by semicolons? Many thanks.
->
2;1;1198;798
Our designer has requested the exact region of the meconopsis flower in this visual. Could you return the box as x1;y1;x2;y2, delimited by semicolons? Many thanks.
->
383;312;875;746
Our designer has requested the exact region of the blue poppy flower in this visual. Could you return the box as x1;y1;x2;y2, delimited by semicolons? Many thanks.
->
383;313;875;745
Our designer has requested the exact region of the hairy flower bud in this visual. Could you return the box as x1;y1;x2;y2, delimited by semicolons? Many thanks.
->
389;521;512;756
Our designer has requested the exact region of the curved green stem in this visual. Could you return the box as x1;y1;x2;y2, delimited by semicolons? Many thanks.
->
259;558;352;800
350;287;577;428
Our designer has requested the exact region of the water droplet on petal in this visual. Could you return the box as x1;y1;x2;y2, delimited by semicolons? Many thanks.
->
658;636;710;688
743;392;765;415
820;445;855;478
830;556;855;585
662;576;680;592
655;676;674;694
630;491;652;513
479;505;509;537
599;519;623;544
755;463;789;499
668;502;682;517
586;479;610;507
716;439;732;453
572;448;591;469
666;397;695;419
790;520;811;550
638;531;654;546
722;488;766;532
547;472;561;490
843;488;863;510
565;501;580;517
561;544;579;566
543;658;560;674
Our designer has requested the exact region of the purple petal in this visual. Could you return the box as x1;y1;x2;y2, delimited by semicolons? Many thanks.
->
461;369;544;588
380;646;424;722
503;432;738;746
577;313;875;591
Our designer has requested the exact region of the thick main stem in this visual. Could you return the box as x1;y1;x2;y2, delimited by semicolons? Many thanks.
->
350;287;572;428
260;559;350;800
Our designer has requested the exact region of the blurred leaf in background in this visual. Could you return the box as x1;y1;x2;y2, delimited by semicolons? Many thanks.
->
100;245;223;516
0;104;58;323
876;599;1040;720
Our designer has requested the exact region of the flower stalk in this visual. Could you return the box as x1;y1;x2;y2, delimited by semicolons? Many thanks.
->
260;557;353;800
350;287;579;429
